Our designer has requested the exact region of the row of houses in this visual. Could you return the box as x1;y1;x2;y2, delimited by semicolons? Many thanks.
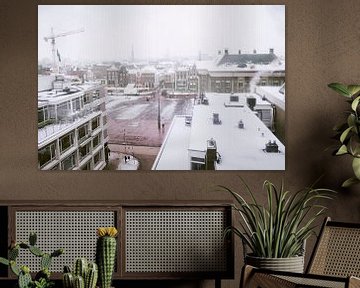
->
105;48;285;94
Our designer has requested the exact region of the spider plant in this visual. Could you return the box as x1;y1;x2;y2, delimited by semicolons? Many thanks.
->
221;179;335;258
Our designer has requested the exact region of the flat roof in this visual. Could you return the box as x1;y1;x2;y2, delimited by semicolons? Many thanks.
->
256;86;285;110
153;93;285;170
152;115;192;170
38;111;101;147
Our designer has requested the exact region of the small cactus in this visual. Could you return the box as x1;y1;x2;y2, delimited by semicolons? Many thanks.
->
96;227;118;288
41;253;52;270
18;269;32;288
29;232;37;246
29;245;44;257
74;258;88;280
63;259;98;288
0;233;63;288
9;246;19;260
74;275;85;288
63;272;74;288
85;263;98;288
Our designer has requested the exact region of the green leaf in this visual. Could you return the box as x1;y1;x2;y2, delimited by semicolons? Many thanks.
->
342;177;360;188
328;83;350;97
340;126;353;143
336;145;348;155
352;157;360;179
347;85;360;97
0;257;9;266
347;114;356;128
351;96;360;111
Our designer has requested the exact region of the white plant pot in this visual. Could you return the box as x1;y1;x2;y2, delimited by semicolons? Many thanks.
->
245;254;305;273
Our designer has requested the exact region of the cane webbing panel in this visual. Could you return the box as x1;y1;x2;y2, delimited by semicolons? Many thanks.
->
125;210;227;273
15;211;115;272
309;226;360;277
277;275;345;288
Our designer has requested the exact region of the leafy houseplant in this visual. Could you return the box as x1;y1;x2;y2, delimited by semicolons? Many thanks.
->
0;232;63;288
221;179;334;272
328;83;360;187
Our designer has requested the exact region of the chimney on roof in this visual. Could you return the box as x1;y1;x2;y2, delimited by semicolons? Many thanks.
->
269;48;274;54
224;48;229;55
238;50;241;55
253;49;257;54
205;139;217;170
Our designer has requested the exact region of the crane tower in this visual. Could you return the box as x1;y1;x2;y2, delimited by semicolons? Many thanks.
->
44;27;84;74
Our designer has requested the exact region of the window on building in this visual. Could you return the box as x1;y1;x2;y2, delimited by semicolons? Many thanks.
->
72;98;81;112
38;142;56;167
94;150;102;166
38;107;49;125
60;132;75;153
92;133;101;149
79;142;91;160
57;101;71;120
93;90;100;100
61;153;76;170
78;124;89;141
84;93;91;105
92;116;100;131
80;161;91;170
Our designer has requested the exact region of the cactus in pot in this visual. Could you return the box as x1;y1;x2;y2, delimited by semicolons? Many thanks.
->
96;227;118;288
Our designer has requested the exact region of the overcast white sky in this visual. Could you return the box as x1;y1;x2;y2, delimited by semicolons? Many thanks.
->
38;5;285;62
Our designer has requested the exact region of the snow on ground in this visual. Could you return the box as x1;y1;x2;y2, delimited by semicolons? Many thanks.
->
118;155;139;170
106;95;140;110
161;101;177;120
115;104;149;120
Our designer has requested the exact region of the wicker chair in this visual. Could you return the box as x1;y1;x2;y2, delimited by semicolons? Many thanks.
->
241;217;360;288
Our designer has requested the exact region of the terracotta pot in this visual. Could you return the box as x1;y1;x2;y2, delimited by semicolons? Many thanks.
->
245;254;305;273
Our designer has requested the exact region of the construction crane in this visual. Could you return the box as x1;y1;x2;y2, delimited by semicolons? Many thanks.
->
44;27;85;74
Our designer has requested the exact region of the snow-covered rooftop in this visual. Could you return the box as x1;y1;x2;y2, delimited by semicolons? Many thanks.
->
38;111;101;147
256;86;285;110
153;93;285;170
152;116;192;170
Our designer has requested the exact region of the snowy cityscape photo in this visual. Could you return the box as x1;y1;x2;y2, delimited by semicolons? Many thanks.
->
37;5;285;171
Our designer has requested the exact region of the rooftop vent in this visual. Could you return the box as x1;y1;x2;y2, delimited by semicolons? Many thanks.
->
253;49;257;54
269;48;274;54
206;138;217;170
230;94;239;102
238;50;241;55
265;140;279;153
238;120;244;129
224;49;229;55
213;113;222;125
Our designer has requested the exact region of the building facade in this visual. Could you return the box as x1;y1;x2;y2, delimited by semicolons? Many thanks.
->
38;75;109;170
196;49;285;94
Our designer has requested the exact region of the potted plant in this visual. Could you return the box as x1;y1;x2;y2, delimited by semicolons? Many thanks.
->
0;232;63;288
328;83;360;187
220;179;334;273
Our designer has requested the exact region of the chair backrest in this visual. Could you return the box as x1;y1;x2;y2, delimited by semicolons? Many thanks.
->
307;217;360;277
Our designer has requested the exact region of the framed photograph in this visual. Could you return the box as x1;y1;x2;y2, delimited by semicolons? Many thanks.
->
38;5;285;171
